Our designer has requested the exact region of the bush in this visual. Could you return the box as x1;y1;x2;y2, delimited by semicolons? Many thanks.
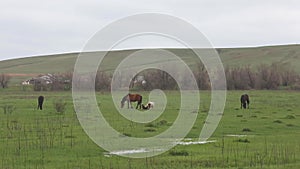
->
145;123;156;128
157;119;168;126
242;128;252;132
284;115;295;119
144;128;156;132
122;133;131;137
169;150;189;156
53;99;67;114
2;104;15;114
235;138;250;143
273;120;283;123
291;84;300;90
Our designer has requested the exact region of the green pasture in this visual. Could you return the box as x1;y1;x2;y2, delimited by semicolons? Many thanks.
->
0;90;300;168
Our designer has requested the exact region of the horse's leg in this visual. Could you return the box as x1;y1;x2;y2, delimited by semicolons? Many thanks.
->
247;100;250;109
130;101;133;109
139;96;142;109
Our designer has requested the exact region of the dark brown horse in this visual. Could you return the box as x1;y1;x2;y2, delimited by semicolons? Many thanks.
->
240;94;250;109
121;93;142;109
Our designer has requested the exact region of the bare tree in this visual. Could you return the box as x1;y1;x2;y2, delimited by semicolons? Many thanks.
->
0;73;11;88
95;71;112;91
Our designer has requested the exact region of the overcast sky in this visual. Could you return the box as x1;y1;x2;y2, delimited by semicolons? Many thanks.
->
0;0;299;60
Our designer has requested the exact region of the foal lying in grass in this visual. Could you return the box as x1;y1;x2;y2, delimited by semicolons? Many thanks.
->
142;101;154;110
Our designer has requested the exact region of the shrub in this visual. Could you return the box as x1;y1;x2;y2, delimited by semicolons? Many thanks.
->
157;119;168;126
291;84;300;90
235;138;250;143
2;104;15;114
145;123;156;128
242;128;252;132
53;99;67;114
273;120;283;123
122;133;131;137
284;115;295;119
169;150;189;156
144;128;156;132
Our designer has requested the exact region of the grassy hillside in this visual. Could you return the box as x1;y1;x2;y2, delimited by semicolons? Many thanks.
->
0;44;299;83
220;44;300;70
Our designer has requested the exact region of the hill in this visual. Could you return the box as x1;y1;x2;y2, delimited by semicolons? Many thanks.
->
0;44;299;83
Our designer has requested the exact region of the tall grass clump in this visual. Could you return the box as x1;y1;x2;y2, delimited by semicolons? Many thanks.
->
53;99;67;114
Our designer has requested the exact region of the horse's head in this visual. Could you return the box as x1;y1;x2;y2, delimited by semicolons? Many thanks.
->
243;102;247;109
120;94;128;108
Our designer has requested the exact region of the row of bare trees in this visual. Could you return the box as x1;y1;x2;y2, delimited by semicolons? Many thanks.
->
2;62;299;91
225;63;299;90
90;63;299;91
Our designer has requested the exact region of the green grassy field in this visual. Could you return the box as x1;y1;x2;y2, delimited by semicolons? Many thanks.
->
0;89;299;168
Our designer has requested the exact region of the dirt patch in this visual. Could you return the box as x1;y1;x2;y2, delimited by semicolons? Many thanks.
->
7;73;39;77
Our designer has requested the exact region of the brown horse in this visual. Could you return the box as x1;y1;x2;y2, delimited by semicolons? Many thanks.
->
121;93;143;109
240;94;250;109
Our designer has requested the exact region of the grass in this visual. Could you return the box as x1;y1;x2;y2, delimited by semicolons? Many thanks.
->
0;89;299;168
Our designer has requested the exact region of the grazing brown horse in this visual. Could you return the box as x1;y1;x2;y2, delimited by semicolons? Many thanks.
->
37;96;44;110
121;93;143;109
240;94;250;109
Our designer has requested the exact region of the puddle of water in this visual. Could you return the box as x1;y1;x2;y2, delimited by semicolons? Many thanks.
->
105;148;165;157
104;139;216;157
109;148;148;155
176;140;216;145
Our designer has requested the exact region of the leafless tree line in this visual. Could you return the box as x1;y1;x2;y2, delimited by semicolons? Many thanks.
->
91;63;299;91
2;62;299;91
225;63;300;90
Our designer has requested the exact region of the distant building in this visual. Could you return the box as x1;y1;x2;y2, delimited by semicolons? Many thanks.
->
21;74;54;85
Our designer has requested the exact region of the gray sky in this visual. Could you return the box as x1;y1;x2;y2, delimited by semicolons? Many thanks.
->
1;0;299;60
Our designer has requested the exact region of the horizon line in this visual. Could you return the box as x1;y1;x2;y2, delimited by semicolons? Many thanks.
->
1;43;299;62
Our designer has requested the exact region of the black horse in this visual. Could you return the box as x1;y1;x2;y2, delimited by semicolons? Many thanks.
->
240;94;250;109
37;96;44;110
